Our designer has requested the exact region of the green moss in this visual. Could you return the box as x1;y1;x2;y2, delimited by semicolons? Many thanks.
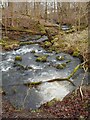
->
44;41;52;47
51;38;58;43
46;98;57;107
36;55;47;62
66;60;71;63
19;41;33;46
55;50;60;54
50;47;55;51
31;109;42;113
56;64;64;69
47;49;53;53
56;56;65;61
61;63;66;67
24;81;42;86
4;45;9;50
56;63;66;69
0;39;7;46
15;56;22;61
0;38;19;51
59;31;64;35
31;50;35;53
72;51;80;57
65;29;75;34
34;35;42;40
37;23;45;32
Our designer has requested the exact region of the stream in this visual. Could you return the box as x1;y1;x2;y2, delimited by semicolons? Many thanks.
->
0;35;88;110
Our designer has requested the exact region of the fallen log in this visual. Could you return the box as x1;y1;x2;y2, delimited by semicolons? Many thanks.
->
2;27;46;35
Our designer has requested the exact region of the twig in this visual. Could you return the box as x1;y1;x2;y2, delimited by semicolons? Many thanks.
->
79;67;88;100
23;88;30;108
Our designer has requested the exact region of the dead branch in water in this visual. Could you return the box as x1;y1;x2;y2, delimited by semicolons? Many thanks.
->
1;61;88;88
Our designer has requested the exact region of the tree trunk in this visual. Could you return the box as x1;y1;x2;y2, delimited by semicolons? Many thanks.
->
45;0;48;22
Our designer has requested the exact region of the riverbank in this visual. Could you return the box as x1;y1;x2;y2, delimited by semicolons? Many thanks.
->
2;85;89;119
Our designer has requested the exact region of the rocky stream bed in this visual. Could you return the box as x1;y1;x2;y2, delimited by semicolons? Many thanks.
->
0;35;89;119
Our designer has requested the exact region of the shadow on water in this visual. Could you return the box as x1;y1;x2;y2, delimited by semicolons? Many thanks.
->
0;35;88;110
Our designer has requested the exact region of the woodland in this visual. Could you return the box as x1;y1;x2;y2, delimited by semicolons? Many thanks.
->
0;1;90;119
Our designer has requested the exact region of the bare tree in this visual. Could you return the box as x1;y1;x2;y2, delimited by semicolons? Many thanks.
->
45;0;48;22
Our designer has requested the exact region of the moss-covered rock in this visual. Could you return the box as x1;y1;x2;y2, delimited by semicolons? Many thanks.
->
61;63;66;67
44;41;52;47
72;51;80;57
36;55;47;62
0;38;19;51
4;44;19;51
31;50;35;53
56;63;66;69
47;49;53;53
56;56;65;61
15;56;22;61
55;50;60;54
66;59;71;63
51;38;58;43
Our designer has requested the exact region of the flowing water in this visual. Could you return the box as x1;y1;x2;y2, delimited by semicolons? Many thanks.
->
0;35;87;110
